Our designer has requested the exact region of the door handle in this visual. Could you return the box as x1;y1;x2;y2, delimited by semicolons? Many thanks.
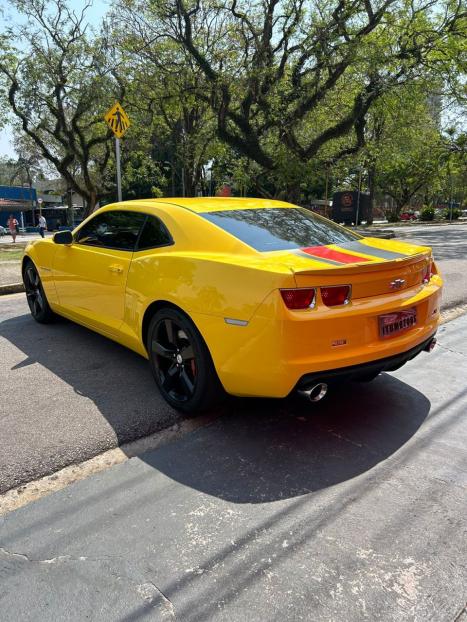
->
108;264;124;274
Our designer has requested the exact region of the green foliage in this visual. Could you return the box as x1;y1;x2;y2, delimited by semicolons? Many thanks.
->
420;207;435;221
443;208;461;220
368;86;444;211
0;0;124;214
0;0;465;208
120;151;166;200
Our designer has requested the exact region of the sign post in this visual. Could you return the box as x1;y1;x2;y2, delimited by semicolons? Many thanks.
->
115;138;122;202
104;102;130;202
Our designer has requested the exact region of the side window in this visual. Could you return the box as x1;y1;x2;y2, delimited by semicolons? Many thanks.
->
76;211;146;251
136;215;173;251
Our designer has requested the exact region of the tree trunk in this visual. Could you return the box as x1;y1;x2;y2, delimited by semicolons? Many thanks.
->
367;164;376;225
66;188;74;226
395;199;407;216
282;183;301;204
183;165;197;196
83;192;98;218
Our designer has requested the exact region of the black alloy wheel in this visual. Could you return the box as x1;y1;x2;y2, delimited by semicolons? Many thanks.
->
148;307;223;414
23;260;55;323
154;317;197;401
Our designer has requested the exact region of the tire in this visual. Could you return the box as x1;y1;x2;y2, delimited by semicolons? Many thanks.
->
23;259;55;324
147;307;224;414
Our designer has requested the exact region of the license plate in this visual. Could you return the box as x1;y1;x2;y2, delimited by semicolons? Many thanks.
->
379;308;417;339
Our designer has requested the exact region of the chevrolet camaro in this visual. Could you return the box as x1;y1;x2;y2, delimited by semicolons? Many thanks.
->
23;198;442;412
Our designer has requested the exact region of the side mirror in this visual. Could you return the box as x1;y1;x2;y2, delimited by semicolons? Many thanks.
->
53;230;73;245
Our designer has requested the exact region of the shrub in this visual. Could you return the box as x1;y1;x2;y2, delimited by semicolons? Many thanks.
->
420;207;435;221
387;212;399;223
443;208;461;220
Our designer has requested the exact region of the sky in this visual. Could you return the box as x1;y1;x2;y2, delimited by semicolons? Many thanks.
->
0;0;111;158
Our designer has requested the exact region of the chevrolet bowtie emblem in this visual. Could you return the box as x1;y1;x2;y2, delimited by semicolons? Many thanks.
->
390;278;406;289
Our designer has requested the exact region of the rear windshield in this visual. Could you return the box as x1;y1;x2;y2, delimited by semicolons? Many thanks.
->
202;207;359;251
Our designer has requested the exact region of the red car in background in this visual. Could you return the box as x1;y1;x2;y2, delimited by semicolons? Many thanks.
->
400;211;417;221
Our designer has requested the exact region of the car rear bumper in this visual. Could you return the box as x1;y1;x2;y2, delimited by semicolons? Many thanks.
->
193;277;442;398
296;332;437;390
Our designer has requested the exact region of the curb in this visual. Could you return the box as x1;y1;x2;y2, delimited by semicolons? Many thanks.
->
0;282;24;295
440;303;467;325
368;220;467;229
0;412;219;516
355;228;395;239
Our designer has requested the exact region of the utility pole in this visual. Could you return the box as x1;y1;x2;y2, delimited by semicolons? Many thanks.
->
324;164;329;218
449;160;453;224
355;166;362;226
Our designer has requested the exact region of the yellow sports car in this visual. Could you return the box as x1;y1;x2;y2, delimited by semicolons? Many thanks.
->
23;198;442;412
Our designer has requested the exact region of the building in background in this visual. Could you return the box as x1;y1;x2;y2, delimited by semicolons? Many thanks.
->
0;185;37;228
0;185;85;230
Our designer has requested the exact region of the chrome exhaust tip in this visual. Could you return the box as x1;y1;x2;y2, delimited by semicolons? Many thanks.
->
424;337;437;353
298;382;328;403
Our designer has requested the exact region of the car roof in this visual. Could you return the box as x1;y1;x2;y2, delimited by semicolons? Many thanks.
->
137;197;295;214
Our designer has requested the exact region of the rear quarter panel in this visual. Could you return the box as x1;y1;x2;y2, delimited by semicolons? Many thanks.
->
123;251;295;359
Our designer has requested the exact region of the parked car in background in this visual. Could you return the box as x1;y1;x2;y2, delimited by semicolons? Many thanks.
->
400;211;417;221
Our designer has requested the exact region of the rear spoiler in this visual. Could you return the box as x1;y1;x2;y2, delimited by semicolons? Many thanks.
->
292;252;431;277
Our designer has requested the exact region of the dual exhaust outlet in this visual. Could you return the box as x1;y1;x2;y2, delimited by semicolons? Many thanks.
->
298;337;437;404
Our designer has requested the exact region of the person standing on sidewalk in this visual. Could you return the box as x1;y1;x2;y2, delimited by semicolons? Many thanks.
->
38;214;47;238
7;214;18;243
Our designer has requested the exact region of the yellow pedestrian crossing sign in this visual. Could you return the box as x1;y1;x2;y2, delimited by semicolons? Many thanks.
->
104;102;130;138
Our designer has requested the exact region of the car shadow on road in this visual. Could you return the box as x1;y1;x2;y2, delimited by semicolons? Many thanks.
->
1;311;430;501
0;310;184;492
138;376;430;502
0;311;182;443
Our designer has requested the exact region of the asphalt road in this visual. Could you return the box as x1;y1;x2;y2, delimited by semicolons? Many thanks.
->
1;314;466;621
0;294;182;493
393;223;467;310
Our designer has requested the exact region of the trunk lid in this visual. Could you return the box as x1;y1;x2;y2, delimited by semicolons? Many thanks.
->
268;237;432;299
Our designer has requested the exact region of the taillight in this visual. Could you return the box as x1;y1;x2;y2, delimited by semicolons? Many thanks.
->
423;259;434;283
320;285;351;307
280;288;316;309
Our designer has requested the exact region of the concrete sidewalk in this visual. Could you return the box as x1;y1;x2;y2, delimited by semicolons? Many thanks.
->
0;261;22;287
1;316;467;621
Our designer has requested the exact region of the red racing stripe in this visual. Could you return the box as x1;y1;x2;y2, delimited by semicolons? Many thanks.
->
301;246;372;264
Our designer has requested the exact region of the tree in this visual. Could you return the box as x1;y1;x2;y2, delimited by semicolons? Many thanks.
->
0;0;124;215
119;150;166;200
138;0;465;197
110;9;219;197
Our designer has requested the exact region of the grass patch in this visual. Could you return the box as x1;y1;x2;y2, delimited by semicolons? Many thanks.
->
0;246;25;261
